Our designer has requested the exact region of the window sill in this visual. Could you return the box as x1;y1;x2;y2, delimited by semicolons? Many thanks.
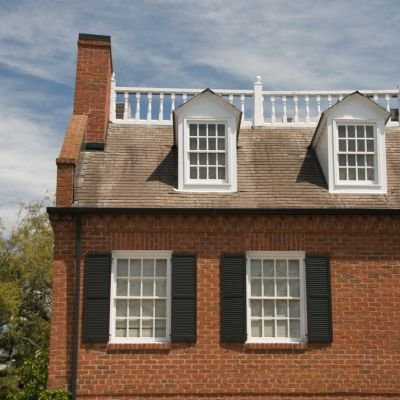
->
245;342;309;351
107;342;171;352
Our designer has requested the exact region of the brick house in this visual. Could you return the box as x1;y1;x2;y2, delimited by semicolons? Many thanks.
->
47;33;400;400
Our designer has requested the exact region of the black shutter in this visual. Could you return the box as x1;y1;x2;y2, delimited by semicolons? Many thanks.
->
171;254;197;342
83;253;111;343
220;254;247;342
305;255;333;343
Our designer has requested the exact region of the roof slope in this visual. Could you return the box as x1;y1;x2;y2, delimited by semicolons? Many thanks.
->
74;124;400;209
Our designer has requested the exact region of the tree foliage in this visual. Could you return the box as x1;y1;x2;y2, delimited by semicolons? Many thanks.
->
0;202;53;399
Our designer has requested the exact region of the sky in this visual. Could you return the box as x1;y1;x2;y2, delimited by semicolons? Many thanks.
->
0;0;399;230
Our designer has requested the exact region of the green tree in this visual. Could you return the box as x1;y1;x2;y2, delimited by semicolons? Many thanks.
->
0;202;53;399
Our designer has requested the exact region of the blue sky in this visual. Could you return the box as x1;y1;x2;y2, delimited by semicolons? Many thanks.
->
1;0;399;228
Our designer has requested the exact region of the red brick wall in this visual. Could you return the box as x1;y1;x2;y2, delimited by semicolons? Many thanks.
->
73;35;112;144
48;213;400;399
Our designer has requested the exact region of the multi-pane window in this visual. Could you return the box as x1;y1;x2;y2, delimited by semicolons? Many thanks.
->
188;122;227;181
111;253;170;343
247;253;305;342
337;124;376;182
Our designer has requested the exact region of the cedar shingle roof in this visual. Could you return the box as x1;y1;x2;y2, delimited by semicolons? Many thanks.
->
74;124;400;209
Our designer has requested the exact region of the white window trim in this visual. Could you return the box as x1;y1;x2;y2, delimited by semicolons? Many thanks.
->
177;117;237;193
329;118;387;194
109;250;172;344
246;251;307;344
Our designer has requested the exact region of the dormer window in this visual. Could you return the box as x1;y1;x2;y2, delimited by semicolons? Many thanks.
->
311;92;390;194
174;89;241;192
335;123;376;183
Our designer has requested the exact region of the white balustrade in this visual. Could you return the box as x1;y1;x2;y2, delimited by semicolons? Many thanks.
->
110;75;400;127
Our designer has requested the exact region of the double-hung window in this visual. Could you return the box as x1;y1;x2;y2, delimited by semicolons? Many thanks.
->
336;123;376;183
110;251;171;343
246;252;306;343
188;122;227;182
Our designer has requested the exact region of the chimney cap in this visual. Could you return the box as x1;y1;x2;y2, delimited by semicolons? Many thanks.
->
78;33;111;42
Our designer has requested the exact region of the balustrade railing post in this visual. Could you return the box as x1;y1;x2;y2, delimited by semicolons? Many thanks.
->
110;72;116;122
253;75;264;127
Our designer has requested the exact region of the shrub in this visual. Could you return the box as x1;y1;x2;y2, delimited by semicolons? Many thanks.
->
39;390;71;400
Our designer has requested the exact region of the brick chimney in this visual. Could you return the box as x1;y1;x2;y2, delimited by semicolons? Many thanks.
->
73;33;113;144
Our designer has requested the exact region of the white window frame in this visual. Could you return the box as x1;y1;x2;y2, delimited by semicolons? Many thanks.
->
246;251;307;344
330;118;387;193
109;250;172;344
185;120;229;185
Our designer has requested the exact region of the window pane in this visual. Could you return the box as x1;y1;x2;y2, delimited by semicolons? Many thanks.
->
263;300;274;317
366;125;374;138
339;140;346;152
367;140;374;152
276;300;287;317
217;139;225;150
288;260;299;277
155;319;166;337
208;124;216;136
289;300;300;318
356;125;364;138
116;279;128;296
208;138;216;150
276;280;287;296
251;320;262;337
366;155;374;167
217;124;225;136
250;300;262;317
129;280;140;296
128;319;140;337
190;138;197;150
367;168;375;180
189;153;197;165
155;300;166;317
358;168;366;180
142;280;154;296
199;167;207;179
128;300;140;317
264;320;274;337
348;168;356;180
263;279;274;296
251;279;262;296
117;259;129;277
142;320;153;337
218;167;226;180
143;259;154;277
209;167;216;179
348;140;355;152
348;154;355;166
199;138;207;150
338;125;346;137
357;155;365;166
116;319;127;337
199;124;206;136
250;260;262;276
156;279;167;297
190;167;197;179
189;124;197;136
209;153;216;165
199;153;207;165
289;280;300;297
276;320;288;337
348;126;355;137
142;300;153;318
276;260;287;277
130;259;141;277
218;153;225;166
339;168;347;180
116;299;127;317
155;259;167;277
338;154;346;166
357;140;365;152
290;320;301;338
263;260;274;277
